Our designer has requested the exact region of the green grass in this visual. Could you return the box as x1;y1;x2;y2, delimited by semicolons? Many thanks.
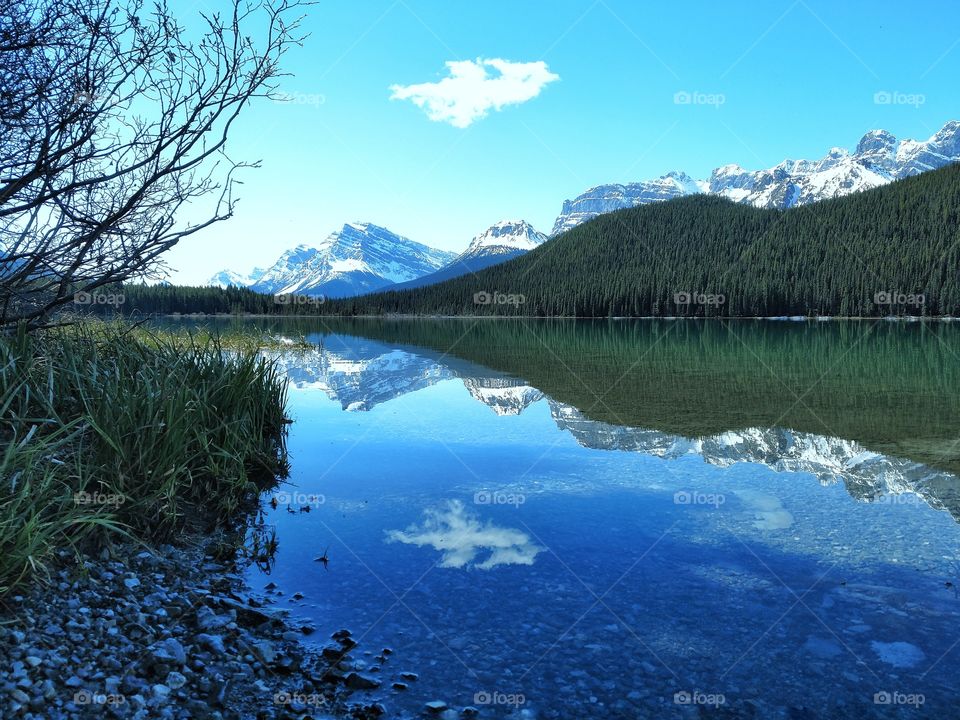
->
0;320;290;596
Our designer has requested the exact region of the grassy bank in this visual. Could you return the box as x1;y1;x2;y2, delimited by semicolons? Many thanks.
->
0;320;291;596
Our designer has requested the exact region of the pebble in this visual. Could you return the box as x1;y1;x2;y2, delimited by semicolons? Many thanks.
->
148;637;187;666
345;672;381;690
0;537;381;719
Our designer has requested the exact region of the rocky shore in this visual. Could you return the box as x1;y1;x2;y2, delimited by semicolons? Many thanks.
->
0;537;389;719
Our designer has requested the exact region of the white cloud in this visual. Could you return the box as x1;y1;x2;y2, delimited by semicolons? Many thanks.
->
386;500;544;570
389;58;559;128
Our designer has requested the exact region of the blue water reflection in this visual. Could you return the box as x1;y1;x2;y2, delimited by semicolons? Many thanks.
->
248;330;960;719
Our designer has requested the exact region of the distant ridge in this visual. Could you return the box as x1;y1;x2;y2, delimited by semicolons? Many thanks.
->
392;220;547;290
322;162;960;317
552;120;960;234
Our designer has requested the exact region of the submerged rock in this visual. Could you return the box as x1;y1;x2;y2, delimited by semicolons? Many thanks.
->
0;537;386;719
346;672;381;690
871;640;926;668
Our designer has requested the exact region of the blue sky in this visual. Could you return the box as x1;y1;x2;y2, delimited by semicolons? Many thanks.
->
164;0;960;284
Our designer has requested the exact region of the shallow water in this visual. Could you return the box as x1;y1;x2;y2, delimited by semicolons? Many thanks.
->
234;319;960;719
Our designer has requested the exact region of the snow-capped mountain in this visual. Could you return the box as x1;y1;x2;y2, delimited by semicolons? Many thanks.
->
391;220;548;290
551;120;960;235
552;172;706;235
210;223;456;298
457;220;549;261
207;268;265;288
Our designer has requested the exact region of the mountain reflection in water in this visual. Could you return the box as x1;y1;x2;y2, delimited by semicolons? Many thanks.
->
266;326;960;524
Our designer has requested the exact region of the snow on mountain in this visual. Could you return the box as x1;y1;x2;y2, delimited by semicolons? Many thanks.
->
389;219;548;290
552;120;960;234
207;267;265;288
552;171;707;235
212;223;456;299
457;220;549;261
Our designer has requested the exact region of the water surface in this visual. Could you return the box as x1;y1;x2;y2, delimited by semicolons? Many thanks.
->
228;319;960;718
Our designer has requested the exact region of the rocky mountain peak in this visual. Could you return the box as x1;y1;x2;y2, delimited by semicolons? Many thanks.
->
855;129;897;157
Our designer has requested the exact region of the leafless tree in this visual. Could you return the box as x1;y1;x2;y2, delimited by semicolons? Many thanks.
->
0;0;308;328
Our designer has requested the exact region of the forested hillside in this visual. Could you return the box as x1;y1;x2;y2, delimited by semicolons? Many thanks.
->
322;163;960;317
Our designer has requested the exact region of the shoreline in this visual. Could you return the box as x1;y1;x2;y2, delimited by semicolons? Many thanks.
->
150;313;959;322
0;321;393;719
0;534;386;720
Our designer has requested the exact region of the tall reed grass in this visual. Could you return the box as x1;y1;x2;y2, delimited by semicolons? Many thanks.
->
0;320;289;596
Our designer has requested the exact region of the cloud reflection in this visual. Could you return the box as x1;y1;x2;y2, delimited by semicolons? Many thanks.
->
386;500;544;570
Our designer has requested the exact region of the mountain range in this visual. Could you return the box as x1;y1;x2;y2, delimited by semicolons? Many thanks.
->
210;120;959;301
210;222;455;298
552;120;960;234
210;220;546;298
331;161;960;317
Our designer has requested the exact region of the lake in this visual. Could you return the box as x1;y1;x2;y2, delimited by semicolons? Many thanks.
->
219;318;960;718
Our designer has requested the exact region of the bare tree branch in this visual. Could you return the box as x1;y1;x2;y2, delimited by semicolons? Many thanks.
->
0;0;309;328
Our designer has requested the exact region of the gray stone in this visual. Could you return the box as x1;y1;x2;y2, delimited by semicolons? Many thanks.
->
148;638;187;666
196;606;231;631
345;672;380;690
195;633;226;655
